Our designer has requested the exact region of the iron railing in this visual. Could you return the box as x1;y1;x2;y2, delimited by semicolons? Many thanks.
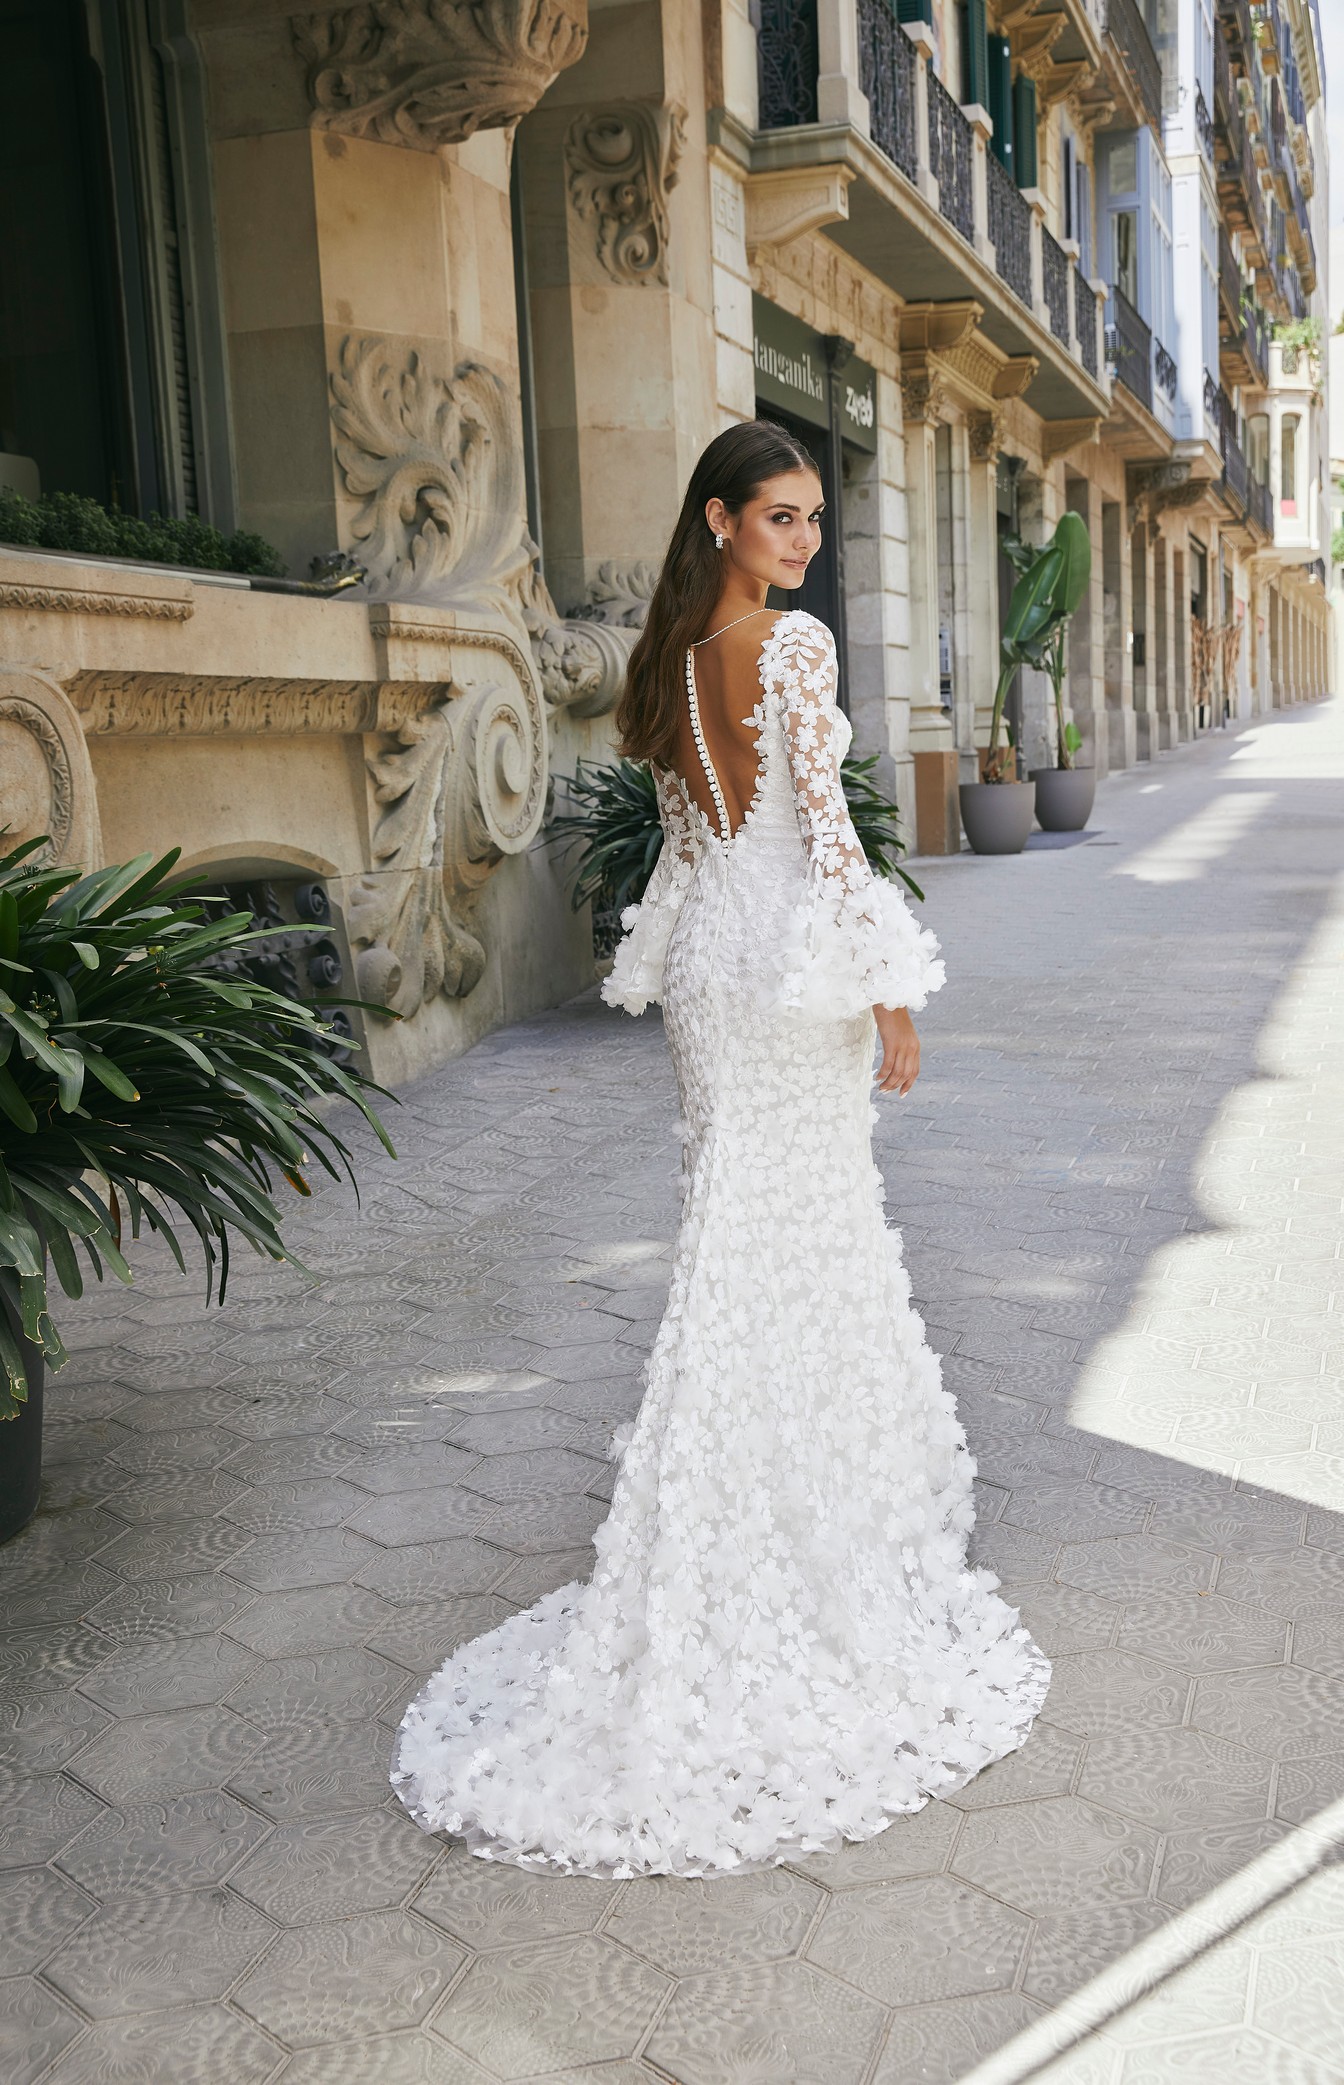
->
1195;85;1215;162
756;0;818;128
1249;475;1273;536
1154;338;1177;400
928;72;974;243
857;0;918;181
1075;268;1098;379
1107;0;1163;133
986;150;1032;306
1042;228;1070;344
1108;284;1152;410
1244;300;1270;384
1222;423;1249;513
1219;223;1241;323
1204;368;1222;425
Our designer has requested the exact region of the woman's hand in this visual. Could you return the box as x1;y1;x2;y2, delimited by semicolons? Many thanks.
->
874;1005;920;1096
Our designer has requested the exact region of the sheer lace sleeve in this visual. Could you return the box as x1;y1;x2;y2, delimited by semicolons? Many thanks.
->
764;613;945;1019
601;766;699;1015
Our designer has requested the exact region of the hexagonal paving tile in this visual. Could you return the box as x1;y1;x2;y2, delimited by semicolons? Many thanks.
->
55;1790;270;1899
1;1561;118;1630
872;1992;1045;2084
37;2003;281;2085
1005;1583;1120;1656
225;1584;398;1657
645;1957;885;2085
0;1976;83;2085
1105;2025;1342;2083
92;1518;254;1580
807;1874;1029;2006
1043;1650;1189;1739
80;1631;258;1714
0;1867;95;1972
1078;1728;1274;1831
1191;1666;1344;1761
1055;1537;1215;1600
1147;1494;1306;1555
279;2035;493;2084
228;1648;408;1732
45;1886;274;2018
1156;1819;1289;1908
354;1538;509;1604
952;1797;1160;1918
0;1621;119;1697
785;1794;961;1888
414;1848;619;1948
234;1910;462;2047
343;1486;496;1548
226;1719;396;1821
0;1689;110;1772
0;1771;105;1868
225;1528;386;1593
84;1571;253;1644
1023;1898;1172;2007
462;1449;608;1503
948;1719;1083;1812
1000;1482;1148;1543
439;1936;668;2076
222;1478;369;1533
606;1867;821;1976
1115;1591;1289;1673
230;1806;440;1923
477;1493;610;1555
67;1704;265;1804
1275;1755;1344;1826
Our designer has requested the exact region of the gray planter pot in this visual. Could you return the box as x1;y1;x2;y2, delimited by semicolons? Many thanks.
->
1030;765;1096;833
959;779;1036;856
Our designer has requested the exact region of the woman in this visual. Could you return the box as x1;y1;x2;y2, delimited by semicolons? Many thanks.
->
392;421;1049;1876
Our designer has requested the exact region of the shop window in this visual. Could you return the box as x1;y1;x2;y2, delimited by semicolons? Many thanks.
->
1281;414;1299;516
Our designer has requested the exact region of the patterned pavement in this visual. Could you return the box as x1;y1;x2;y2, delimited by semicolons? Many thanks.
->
4;694;1344;2084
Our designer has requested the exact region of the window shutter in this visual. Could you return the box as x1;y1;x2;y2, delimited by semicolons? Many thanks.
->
987;36;1013;170
962;0;989;111
896;0;934;23
1076;158;1093;278
1012;72;1037;187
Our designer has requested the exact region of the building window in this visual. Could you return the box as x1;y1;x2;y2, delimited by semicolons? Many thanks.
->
0;0;230;524
1281;414;1299;516
1114;211;1139;305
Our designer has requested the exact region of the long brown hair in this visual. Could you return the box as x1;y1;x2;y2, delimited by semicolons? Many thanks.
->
616;419;819;767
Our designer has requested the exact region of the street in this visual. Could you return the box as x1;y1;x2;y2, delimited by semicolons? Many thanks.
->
4;694;1344;2084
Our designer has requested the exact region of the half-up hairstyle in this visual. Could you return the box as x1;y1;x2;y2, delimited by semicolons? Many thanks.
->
616;419;819;769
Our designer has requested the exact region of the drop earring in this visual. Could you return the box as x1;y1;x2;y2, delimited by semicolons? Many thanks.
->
714;532;725;549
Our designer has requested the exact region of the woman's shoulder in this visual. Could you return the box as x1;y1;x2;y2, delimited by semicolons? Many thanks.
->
757;608;836;655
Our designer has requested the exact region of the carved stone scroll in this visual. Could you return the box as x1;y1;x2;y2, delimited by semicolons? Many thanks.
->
0;669;102;869
330;336;532;613
0;581;192;621
565;103;686;286
291;0;588;150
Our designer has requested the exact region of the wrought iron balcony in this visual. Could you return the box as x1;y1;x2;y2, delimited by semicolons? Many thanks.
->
756;0;818;127
1076;268;1099;379
1042;229;1070;346
1203;368;1222;427
1106;0;1163;133
1195;86;1215;163
927;72;973;244
1218;224;1242;327
1107;287;1152;411
987;152;1031;307
1221;421;1249;515
856;0;917;181
1249;475;1273;537
1154;338;1177;401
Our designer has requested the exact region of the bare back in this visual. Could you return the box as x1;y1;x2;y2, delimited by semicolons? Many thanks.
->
669;610;785;839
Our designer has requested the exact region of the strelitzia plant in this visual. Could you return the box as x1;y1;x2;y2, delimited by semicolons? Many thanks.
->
0;838;394;1418
987;512;1092;780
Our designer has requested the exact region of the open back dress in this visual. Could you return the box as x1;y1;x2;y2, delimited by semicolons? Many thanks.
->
391;609;1050;1876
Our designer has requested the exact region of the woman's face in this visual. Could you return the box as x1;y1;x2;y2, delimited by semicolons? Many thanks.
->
707;468;824;590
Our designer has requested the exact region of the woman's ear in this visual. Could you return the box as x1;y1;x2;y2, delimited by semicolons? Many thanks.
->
705;497;729;539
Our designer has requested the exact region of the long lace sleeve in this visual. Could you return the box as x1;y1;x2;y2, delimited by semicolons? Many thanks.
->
765;614;945;1019
600;766;698;1015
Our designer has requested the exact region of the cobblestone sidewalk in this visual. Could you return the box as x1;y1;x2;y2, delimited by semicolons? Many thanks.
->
4;696;1344;2085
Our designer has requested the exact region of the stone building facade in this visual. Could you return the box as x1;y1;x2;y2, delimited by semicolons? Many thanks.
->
0;0;1332;1084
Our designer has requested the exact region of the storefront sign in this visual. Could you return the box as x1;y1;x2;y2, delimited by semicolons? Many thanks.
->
752;296;877;453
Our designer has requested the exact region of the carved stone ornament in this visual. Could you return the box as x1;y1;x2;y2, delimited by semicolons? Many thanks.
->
346;663;547;1013
331;335;534;613
571;560;658;627
900;367;946;426
0;581;193;621
0;668;102;869
291;0;588;150
329;333;636;718
967;409;1006;461
565;103;687;286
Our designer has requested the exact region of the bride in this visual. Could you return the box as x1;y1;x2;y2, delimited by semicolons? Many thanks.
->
392;420;1050;1876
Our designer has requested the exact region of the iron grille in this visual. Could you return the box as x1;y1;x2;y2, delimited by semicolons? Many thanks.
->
987;151;1031;305
1041;228;1070;345
928;73;973;242
1108;286;1153;410
858;0;917;181
1075;267;1099;379
756;0;819;128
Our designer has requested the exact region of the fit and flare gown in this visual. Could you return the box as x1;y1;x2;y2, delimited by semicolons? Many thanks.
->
391;609;1050;1876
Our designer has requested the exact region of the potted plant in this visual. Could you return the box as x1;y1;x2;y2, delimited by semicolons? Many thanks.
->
958;535;1062;855
0;839;394;1542
549;750;924;945
1028;513;1095;832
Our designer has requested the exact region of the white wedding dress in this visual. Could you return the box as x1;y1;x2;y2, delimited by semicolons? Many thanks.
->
392;611;1050;1876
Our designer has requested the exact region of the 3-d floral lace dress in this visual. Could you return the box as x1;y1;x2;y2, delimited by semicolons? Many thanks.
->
392;610;1050;1875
